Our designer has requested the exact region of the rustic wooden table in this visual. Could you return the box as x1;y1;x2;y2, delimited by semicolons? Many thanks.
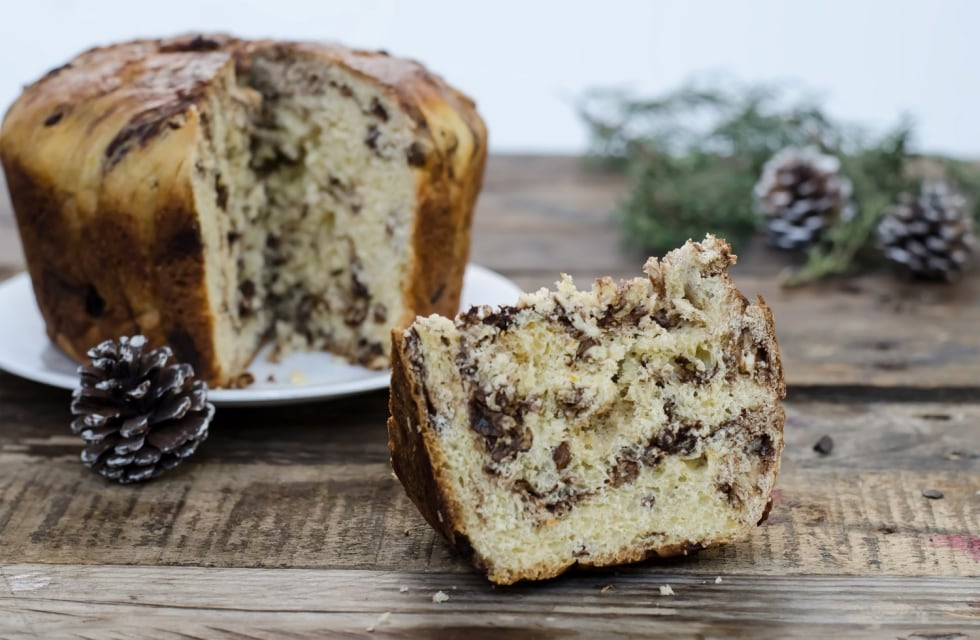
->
0;156;978;639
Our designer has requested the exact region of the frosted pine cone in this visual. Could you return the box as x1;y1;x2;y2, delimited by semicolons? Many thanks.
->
70;335;214;484
876;181;975;280
755;147;855;250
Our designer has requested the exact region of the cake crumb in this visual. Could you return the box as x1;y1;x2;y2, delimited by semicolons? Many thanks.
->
403;527;412;536
289;370;308;385
600;584;615;593
366;611;390;632
266;373;277;383
432;590;450;603
399;585;409;593
230;371;255;389
659;584;675;596
715;576;723;584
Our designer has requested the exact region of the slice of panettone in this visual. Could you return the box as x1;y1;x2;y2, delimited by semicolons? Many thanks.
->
387;236;785;585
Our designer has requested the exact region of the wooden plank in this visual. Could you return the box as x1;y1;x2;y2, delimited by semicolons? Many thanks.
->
2;565;978;639
1;377;977;577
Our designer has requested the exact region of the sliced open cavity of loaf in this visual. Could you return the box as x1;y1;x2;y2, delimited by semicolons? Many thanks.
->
388;236;786;585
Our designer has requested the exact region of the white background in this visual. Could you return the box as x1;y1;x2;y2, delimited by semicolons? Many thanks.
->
0;0;976;156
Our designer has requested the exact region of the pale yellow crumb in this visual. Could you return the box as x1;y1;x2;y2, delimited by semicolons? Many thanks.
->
289;370;308;384
715;576;723;584
659;584;675;596
432;590;450;603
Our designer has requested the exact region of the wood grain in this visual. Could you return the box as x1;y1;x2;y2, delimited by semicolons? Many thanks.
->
1;369;977;577
2;565;978;639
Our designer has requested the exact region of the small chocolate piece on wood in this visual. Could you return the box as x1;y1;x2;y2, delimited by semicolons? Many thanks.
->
813;435;834;456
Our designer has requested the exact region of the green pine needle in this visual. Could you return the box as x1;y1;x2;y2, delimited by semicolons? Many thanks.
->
579;79;979;284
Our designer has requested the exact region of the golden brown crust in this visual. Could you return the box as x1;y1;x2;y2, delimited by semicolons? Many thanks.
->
387;329;486;569
0;40;229;378
0;34;487;383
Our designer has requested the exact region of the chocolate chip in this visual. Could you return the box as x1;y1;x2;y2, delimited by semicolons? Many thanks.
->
356;338;385;363
576;337;599;360
44;111;63;127
813;435;834;456
364;125;380;151
922;488;944;500
750;433;775;462
84;286;105;317
345;300;369;327
652;424;700;456
558;386;587;416
609;457;640;487
674;356;709;385
469;397;505;438
373;304;388;324
327;80;354;98
215;175;228;211
160;35;221;52
42;62;72;80
552;441;571;470
481;309;515;331
239;279;256;299
406;142;426;167
369;98;389;122
490;427;533;462
717;482;740;506
227;231;241;246
350;272;370;299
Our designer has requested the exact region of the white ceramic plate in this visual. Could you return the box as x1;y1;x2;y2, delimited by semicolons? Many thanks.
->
0;264;522;406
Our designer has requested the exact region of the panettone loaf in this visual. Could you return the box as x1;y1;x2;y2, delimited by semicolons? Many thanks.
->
0;35;486;385
388;236;785;584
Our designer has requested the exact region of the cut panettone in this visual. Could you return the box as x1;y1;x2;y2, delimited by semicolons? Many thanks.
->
388;236;785;585
0;34;486;385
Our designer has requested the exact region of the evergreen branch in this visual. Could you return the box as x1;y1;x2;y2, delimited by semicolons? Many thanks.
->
579;79;980;283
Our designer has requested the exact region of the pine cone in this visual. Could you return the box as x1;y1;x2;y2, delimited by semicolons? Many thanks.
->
755;147;855;250
70;335;215;484
876;181;975;280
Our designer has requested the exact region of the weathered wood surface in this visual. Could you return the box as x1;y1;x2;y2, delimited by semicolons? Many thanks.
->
0;373;978;577
1;157;979;637
2;566;977;639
